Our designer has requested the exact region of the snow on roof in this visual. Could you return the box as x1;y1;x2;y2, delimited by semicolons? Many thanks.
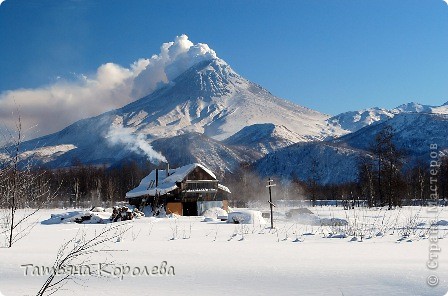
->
218;184;231;194
126;163;224;198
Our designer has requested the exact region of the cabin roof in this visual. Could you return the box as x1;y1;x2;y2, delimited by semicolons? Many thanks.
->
126;163;230;198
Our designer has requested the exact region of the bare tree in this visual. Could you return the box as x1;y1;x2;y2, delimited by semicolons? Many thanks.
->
37;223;131;296
0;114;58;247
72;177;80;208
307;156;321;207
358;156;375;207
105;178;116;207
405;162;427;205
369;125;405;209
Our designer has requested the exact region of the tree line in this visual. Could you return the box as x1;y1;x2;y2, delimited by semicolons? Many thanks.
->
42;161;152;208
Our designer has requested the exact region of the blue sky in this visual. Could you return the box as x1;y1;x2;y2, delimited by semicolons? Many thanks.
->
1;0;448;121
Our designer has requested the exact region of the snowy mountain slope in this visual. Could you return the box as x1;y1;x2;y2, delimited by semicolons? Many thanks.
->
222;123;303;155
255;112;448;184
336;112;448;157
327;107;394;133
328;101;448;133
391;101;448;114
17;114;127;167
151;133;261;178
391;102;433;113
13;58;344;170
432;101;448;114
254;141;366;184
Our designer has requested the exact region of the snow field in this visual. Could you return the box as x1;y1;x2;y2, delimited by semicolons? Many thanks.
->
0;206;447;296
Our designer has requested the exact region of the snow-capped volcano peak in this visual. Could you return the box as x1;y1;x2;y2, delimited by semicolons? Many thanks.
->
118;57;342;141
167;58;244;99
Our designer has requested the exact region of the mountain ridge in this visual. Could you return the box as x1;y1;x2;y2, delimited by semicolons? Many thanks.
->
8;58;344;173
328;101;448;133
255;112;448;184
4;57;447;184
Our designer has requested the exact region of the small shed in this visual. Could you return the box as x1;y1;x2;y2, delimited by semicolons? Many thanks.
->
126;163;230;216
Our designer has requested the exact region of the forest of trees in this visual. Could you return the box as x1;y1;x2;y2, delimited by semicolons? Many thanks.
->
42;161;152;208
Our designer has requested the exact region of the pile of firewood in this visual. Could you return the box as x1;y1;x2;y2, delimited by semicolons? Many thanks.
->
111;206;145;222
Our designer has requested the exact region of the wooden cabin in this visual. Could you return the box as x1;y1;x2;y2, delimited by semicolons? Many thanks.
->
126;163;230;216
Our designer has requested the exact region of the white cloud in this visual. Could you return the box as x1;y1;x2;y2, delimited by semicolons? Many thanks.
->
0;35;217;140
0;0;5;6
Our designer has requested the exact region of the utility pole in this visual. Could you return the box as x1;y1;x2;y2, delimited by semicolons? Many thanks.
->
266;178;276;229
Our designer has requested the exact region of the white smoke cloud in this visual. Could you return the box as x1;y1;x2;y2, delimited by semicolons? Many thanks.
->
131;34;216;98
0;62;138;140
106;124;167;163
0;34;217;139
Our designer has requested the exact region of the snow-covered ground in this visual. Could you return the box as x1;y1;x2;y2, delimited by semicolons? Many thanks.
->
0;206;447;296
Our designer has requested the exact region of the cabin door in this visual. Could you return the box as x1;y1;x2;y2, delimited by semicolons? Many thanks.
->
182;202;197;216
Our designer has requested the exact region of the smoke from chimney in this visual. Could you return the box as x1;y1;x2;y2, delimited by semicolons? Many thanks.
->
106;124;167;164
